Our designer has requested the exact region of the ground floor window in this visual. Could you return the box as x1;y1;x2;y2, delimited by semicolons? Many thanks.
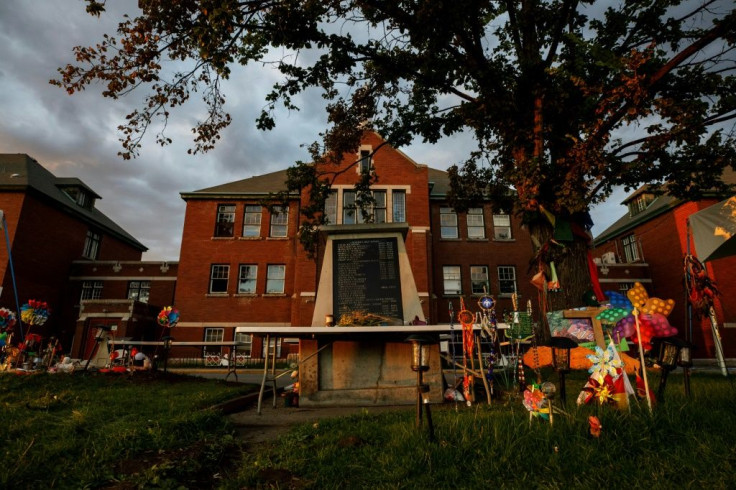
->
262;337;282;358
234;331;253;357
497;266;517;296
203;327;225;357
443;266;462;295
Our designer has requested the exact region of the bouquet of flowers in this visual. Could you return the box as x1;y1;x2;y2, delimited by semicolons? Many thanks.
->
157;306;180;328
0;308;17;331
21;300;50;326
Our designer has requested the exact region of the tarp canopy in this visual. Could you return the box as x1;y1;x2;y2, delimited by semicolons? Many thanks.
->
690;196;736;262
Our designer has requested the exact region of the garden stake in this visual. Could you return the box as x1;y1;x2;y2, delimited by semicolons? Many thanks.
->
633;309;653;413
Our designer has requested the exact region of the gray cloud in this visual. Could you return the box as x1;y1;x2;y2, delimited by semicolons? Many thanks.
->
0;0;628;262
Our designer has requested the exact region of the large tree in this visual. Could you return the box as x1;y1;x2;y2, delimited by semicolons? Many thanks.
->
56;0;736;312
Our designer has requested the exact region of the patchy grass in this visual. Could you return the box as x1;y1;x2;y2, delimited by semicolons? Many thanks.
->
0;371;255;489
232;370;736;489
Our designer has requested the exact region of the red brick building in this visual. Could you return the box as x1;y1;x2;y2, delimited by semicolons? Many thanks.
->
593;182;736;359
0;154;149;352
174;132;536;358
67;260;178;360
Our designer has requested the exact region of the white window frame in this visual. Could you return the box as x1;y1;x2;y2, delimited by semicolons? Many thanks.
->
324;191;338;224
127;280;151;303
470;266;490;295
497;266;517;296
269;206;289;237
81;280;103;301
443;265;462;295
238;264;258;294
234;331;253;357
262;337;283;358
266;264;286;294
243;205;262;237
440;208;458;239
214;204;236;237
467;208;485;239
209;264;230;294
493;213;512;240
203;327;225;356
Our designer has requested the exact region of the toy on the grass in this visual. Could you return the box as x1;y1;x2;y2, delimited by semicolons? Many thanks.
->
157;306;180;328
21;300;50;326
523;384;550;420
578;343;633;409
0;308;17;331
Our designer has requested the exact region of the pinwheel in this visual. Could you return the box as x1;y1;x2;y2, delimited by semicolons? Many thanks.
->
21;300;50;326
0;308;17;331
157;306;180;328
586;344;622;385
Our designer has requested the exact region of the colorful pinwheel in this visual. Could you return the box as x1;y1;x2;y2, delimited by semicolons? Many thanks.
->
20;300;50;326
157;306;180;328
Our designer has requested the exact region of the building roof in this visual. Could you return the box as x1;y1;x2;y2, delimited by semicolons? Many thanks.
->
593;169;736;245
0;154;147;251
182;166;454;199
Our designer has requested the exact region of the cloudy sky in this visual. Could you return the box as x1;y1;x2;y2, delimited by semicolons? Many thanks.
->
0;0;629;261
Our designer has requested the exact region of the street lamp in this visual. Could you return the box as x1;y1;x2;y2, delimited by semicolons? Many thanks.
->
549;336;577;406
406;334;436;442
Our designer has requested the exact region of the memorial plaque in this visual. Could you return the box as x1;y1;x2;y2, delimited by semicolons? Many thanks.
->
333;237;403;322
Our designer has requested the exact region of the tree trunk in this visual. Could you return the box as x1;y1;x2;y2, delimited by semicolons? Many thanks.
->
527;219;596;344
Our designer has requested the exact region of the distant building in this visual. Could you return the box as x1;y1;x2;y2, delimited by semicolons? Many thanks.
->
174;132;536;361
0;154;151;352
593;177;736;358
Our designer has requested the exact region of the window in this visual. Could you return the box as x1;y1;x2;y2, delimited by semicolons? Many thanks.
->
392;190;406;223
359;149;371;174
82;230;101;259
622;234;640;263
440;208;458;239
343;190;385;224
373;190;387;223
270;206;288;237
443;266;462;295
467;208;485;239
266;264;286;293
498;266;517;296
209;264;229;293
262;338;283;358
243;205;262;237
324;191;338;224
628;193;655;217
238;264;258;294
214;204;235;237
80;281;103;301
234;331;253;357
127;281;150;303
470;266;490;295
493;213;512;240
203;327;225;356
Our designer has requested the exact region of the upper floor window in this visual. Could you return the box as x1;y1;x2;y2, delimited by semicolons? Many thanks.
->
392;190;406;223
440;207;458;239
443;265;462;295
238;264;258;294
81;280;103;301
243;205;262;237
270;206;288;237
470;266;490;295
343;190;386;224
127;281;150;303
214;204;235;237
209;264;229;294
628;193;655;217
622;234;640;263
467;208;485;239
82;230;101;259
359;149;371;174
493;213;512;240
497;266;517;296
266;264;286;293
324;191;338;224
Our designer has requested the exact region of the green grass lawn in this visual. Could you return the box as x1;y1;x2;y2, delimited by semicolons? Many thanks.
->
0;371;255;489
3;369;735;489
232;370;736;489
